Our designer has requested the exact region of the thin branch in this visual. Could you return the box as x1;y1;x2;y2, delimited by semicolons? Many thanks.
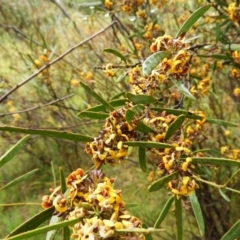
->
50;0;72;20
0;94;74;117
0;23;82;73
94;62;141;70
0;21;116;103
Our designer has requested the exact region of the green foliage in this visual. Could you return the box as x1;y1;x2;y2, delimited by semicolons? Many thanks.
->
1;0;240;239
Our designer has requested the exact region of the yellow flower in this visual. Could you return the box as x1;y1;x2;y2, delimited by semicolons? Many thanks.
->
182;157;192;171
70;79;79;87
105;0;113;9
169;177;197;198
233;87;240;97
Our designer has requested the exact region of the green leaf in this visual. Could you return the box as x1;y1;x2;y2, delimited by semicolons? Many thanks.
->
111;92;126;100
131;104;145;113
80;82;114;111
192;157;240;166
142;223;153;240
0;135;29;168
59;167;66;193
63;226;70;240
148;172;177;192
79;1;102;7
78;111;109;119
154;196;174;228
219;189;230;202
46;215;61;240
0;169;38;190
221;219;240;240
0;126;93;142
138;147;147;172
116;71;128;82
125;109;135;123
116;228;164;233
136;121;156;134
77;98;128;114
176;4;211;37
104;48;126;63
6;207;55;238
206;118;238;127
142;51;172;76
151;108;202;120
7;217;83;240
165;114;185;140
124;141;174;149
175;197;182;240
189;191;205;236
222;44;240;51
170;77;196;100
126;93;156;104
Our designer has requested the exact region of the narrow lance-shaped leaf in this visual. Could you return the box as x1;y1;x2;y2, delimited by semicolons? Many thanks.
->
80;82;114;111
125;109;135;123
46;215;61;240
142;51;172;76
124;141;174;149
104;48;126;63
116;71;128;82
6;207;55;238
206;118;238;127
0;169;38;191
7;217;83;240
126;93;156;104
116;228;164;233
192;157;240;166
136;121;156;134
221;219;240;240
165;114;185;140
77;98;128;114
138;147;147;172
142;223;153;240
151;107;202;120
222;44;240;51
176;4;211;37
170;77;196;100
154;196;174;228
219;189;230;202
0;126;93;142
0;135;29;169
148;172;177;192
59;167;66;193
189;191;205;236
78;111;109;119
175;197;182;240
62;226;71;240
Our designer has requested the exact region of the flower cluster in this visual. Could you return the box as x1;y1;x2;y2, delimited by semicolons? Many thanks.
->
128;34;190;98
150;35;190;78
221;146;240;160
191;77;211;97
42;169;145;240
138;109;206;197
85;108;138;165
227;3;240;23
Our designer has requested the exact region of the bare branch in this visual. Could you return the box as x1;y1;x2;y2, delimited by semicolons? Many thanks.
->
0;94;74;117
0;21;116;103
0;23;82;72
50;0;72;20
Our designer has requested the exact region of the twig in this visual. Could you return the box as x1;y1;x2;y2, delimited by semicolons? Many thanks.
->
94;62;141;70
50;0;72;20
0;21;116;103
0;94;74;117
0;23;83;73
